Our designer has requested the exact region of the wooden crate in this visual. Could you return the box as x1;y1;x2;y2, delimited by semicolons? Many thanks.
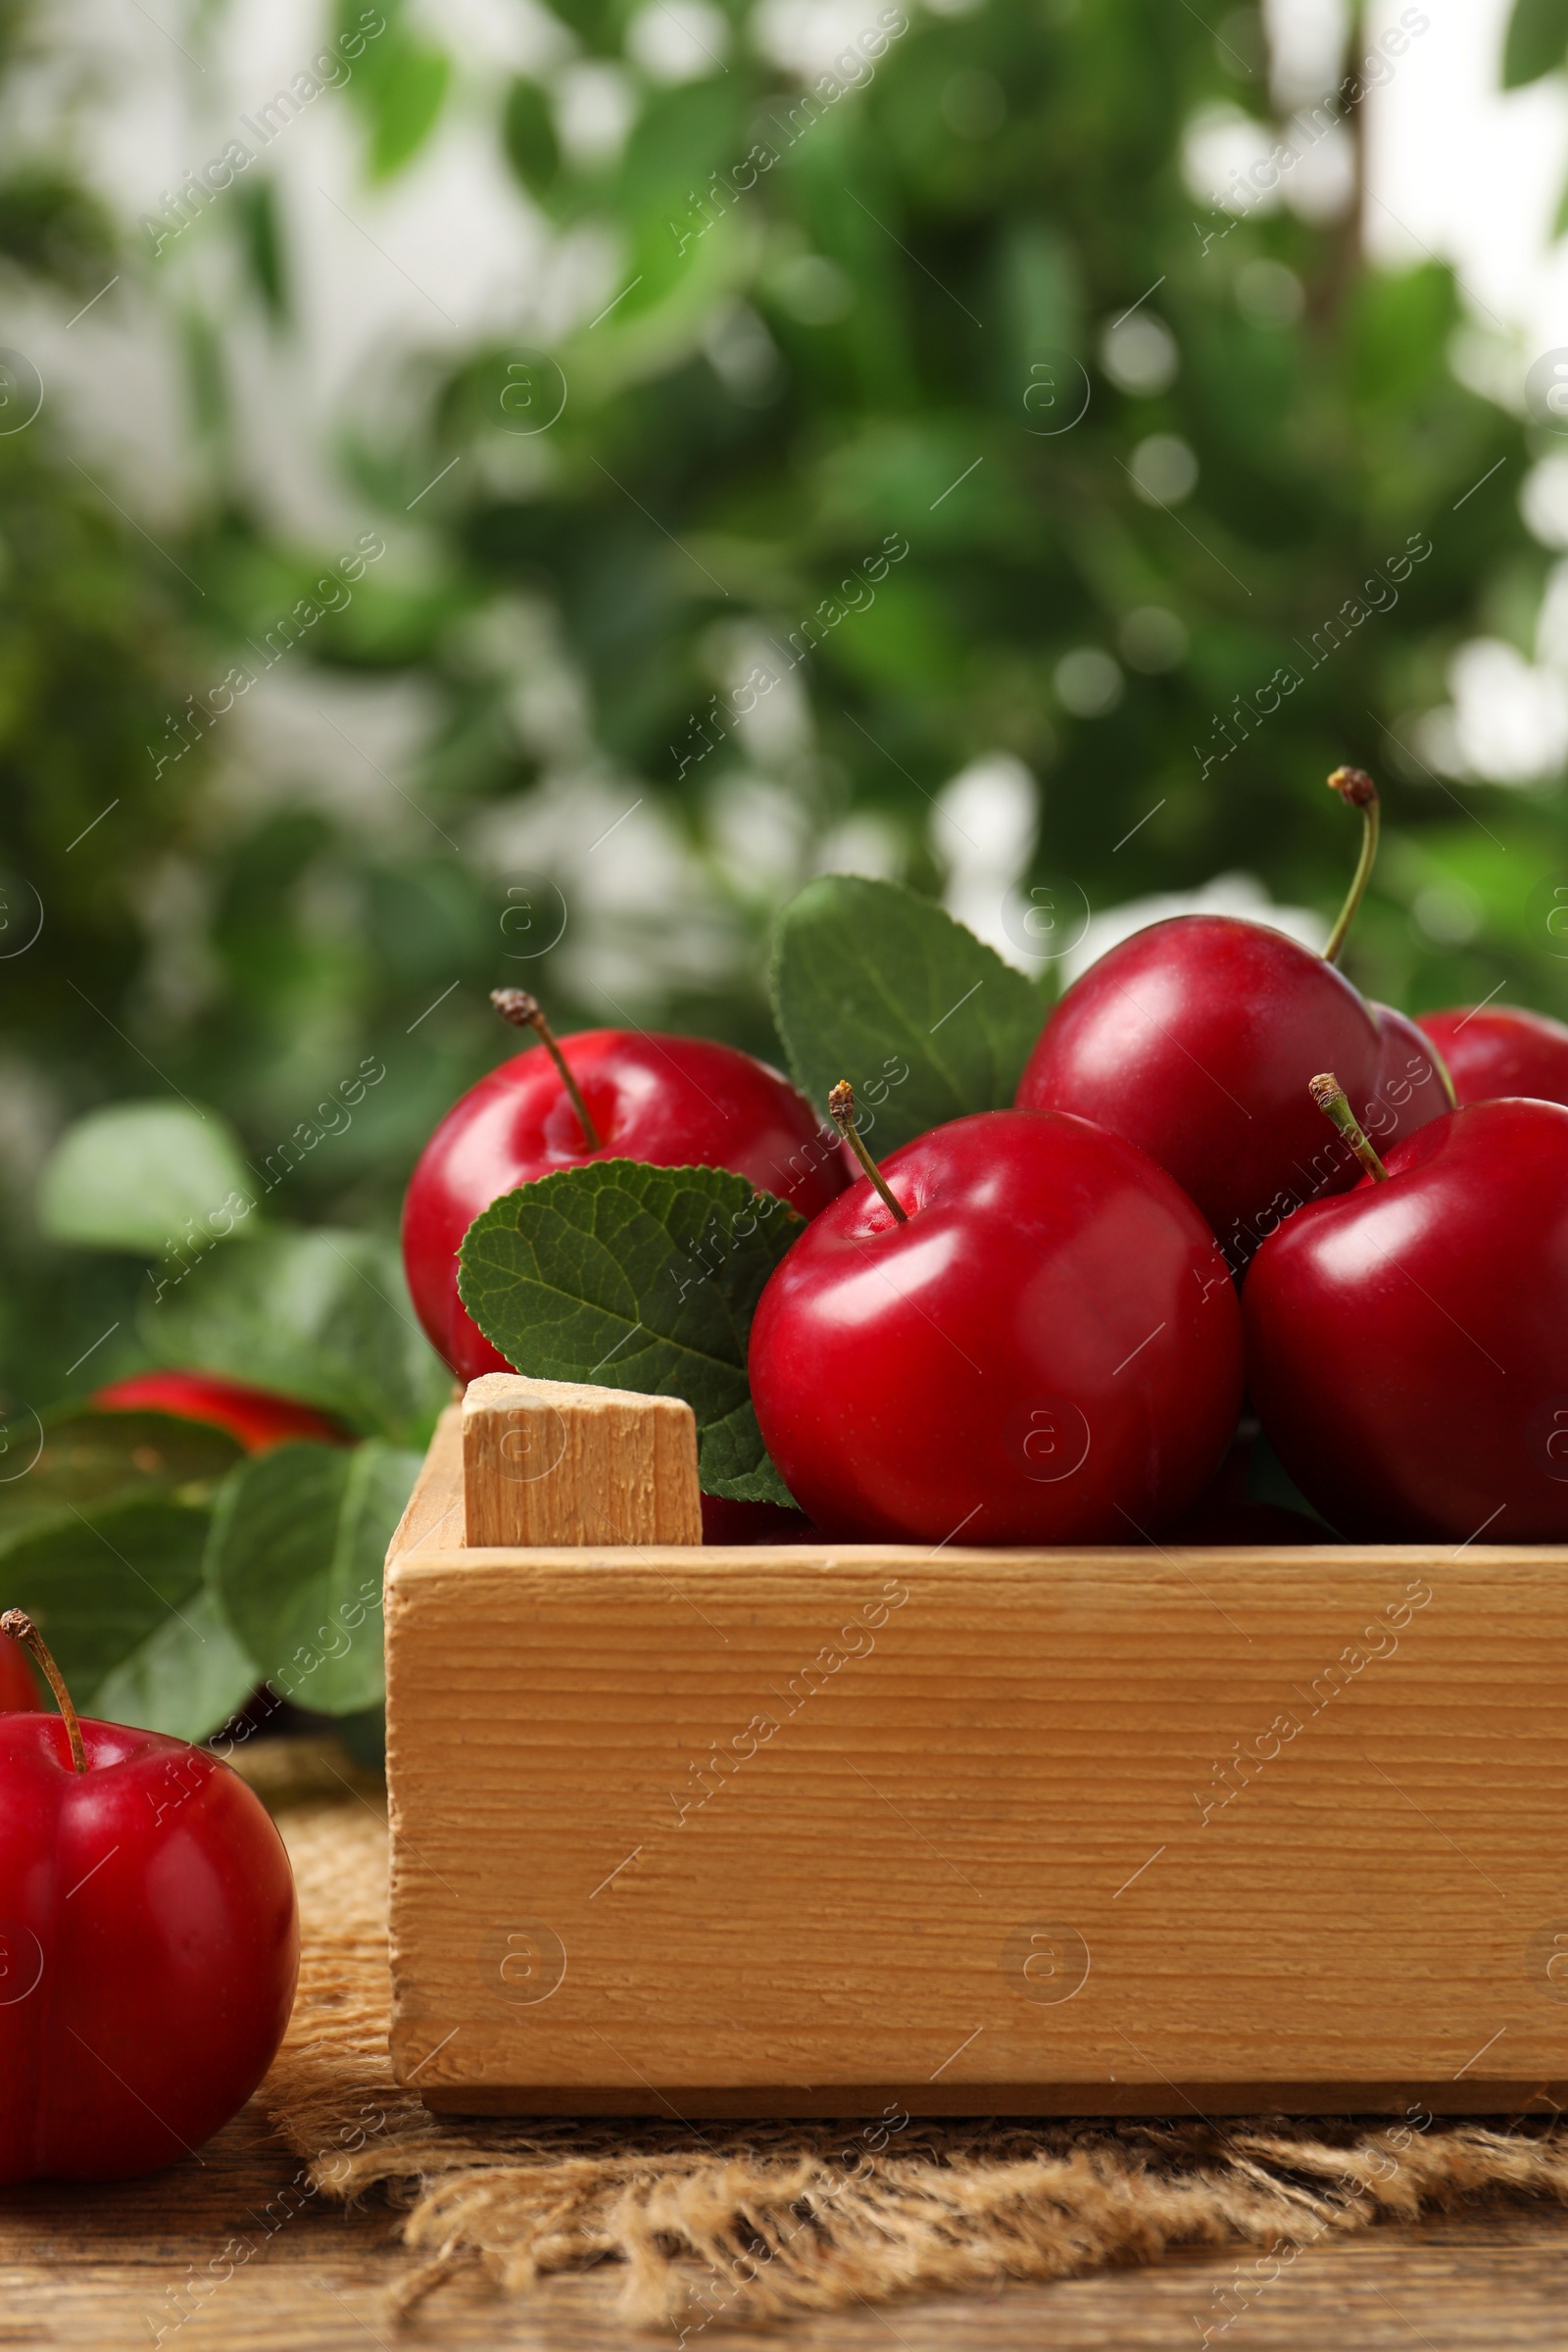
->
384;1375;1568;2119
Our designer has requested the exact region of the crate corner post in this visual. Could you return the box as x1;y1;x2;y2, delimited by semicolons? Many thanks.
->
384;1373;703;2103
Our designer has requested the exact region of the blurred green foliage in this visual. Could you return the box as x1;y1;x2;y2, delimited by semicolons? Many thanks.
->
1504;0;1568;92
2;0;1567;1430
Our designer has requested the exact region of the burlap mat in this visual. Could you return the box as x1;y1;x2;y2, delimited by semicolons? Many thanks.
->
252;1748;1568;2332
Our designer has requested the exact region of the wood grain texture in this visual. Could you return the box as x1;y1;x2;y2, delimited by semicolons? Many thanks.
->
384;1537;1568;2116
9;2101;1568;2350
388;1402;465;1557
461;1373;702;1549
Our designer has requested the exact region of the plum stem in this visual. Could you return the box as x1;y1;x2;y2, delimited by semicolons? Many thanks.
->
828;1080;907;1223
1309;1071;1389;1182
1323;765;1380;965
1;1611;86;1771
490;989;603;1151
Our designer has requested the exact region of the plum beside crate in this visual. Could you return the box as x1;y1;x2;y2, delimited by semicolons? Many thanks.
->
384;1375;1568;2119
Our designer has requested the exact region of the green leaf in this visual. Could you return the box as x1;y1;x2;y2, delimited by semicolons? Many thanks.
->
0;169;116;289
36;1102;255;1255
139;1228;449;1446
0;1492;213;1706
94;1589;258;1742
1503;0;1568;85
334;1703;387;1771
233;174;288;321
546;0;618;52
693;1396;797;1509
771;876;1047;1155
0;1408;241;1550
366;40;451;177
616;80;743;219
207;1440;419;1713
1247;1432;1340;1536
458;1159;802;1505
503;77;560;199
0;1413;245;1736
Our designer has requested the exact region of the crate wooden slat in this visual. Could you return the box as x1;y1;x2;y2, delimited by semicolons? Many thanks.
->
461;1372;702;1548
385;1385;1568;2118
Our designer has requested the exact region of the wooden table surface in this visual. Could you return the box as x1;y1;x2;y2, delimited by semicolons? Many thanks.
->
6;2097;1568;2351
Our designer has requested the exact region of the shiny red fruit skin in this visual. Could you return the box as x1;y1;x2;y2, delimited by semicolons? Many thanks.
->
404;1029;848;1382
749;1108;1244;1545
92;1373;348;1454
0;1716;298;2182
1016;917;1413;1271
1416;1004;1568;1109
1244;1098;1568;1542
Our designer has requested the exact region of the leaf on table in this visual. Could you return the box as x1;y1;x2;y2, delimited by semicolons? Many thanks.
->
94;1588;258;1743
0;1408;241;1549
771;875;1047;1155
36;1102;255;1255
0;1491;213;1705
207;1439;420;1714
139;1227;450;1446
458;1157;803;1505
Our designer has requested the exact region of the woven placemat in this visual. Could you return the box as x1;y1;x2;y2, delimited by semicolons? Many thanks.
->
255;1760;1568;2332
